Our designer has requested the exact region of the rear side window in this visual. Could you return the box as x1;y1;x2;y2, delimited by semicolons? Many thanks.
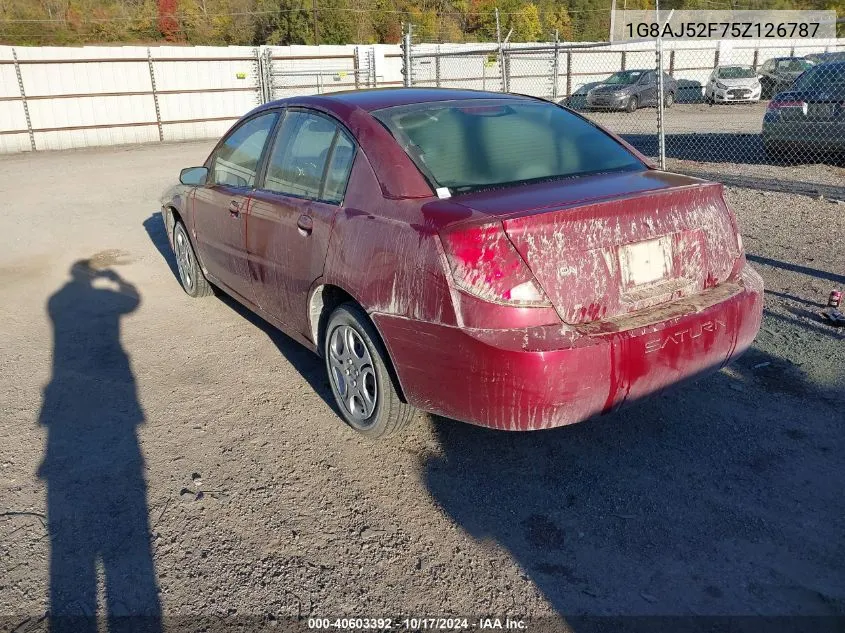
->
373;99;644;194
210;112;277;188
263;110;355;203
322;133;355;204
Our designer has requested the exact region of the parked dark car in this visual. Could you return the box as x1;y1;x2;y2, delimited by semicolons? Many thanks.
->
805;52;845;65
586;69;678;112
762;61;845;158
757;56;815;98
161;88;762;438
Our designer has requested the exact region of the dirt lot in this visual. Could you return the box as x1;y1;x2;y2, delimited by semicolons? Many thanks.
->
1;141;844;629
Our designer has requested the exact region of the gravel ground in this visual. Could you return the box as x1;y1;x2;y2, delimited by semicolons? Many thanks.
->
0;141;844;629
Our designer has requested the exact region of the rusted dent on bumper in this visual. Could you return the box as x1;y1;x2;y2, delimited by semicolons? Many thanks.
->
373;264;763;431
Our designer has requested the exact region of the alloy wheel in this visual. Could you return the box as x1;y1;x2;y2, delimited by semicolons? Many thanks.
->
174;226;195;292
328;324;378;424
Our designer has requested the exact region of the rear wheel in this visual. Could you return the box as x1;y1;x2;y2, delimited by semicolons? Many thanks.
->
762;140;789;163
664;91;675;108
625;95;639;113
324;303;414;439
173;221;213;297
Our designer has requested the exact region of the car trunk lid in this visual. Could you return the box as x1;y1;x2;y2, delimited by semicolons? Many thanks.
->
449;171;741;326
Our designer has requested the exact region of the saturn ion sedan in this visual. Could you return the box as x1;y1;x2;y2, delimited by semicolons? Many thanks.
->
161;88;763;438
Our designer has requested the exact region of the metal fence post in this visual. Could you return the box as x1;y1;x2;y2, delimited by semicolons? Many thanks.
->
551;31;559;101
11;48;36;151
402;25;413;88
147;48;164;142
495;8;508;92
435;44;441;88
656;38;666;170
261;48;273;103
353;47;361;91
370;48;377;87
566;50;572;103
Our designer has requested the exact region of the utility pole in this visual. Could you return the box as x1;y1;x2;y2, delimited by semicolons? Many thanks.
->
312;0;319;45
609;0;617;42
495;8;502;50
495;8;505;92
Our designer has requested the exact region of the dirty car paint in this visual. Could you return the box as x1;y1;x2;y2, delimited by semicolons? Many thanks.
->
163;89;764;432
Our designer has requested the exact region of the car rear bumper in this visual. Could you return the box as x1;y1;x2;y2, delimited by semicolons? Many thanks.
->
373;264;763;431
762;119;845;150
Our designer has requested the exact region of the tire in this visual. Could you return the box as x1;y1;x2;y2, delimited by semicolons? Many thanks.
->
763;140;784;161
664;91;675;108
172;221;213;298
323;303;414;439
625;95;638;113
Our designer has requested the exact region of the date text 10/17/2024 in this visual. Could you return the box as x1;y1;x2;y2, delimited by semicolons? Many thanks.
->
307;617;528;630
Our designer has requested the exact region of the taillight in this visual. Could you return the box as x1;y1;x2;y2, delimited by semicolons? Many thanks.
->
767;99;803;111
720;194;745;280
440;224;550;307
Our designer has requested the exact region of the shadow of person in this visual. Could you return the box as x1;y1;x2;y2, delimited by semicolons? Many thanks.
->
143;211;336;414
37;260;161;633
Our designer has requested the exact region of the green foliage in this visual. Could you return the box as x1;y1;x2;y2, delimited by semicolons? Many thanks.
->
0;0;842;45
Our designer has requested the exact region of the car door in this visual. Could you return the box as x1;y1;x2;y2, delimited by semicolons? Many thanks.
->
192;110;279;303
639;71;657;105
706;69;717;97
247;109;357;338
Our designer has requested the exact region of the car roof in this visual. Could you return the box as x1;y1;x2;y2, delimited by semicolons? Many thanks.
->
268;88;530;113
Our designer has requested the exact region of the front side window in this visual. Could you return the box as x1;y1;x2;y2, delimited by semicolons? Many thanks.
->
373;99;645;194
263;111;355;203
210;112;277;188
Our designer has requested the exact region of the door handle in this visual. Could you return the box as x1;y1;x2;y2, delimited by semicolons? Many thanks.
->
297;214;313;236
229;199;241;217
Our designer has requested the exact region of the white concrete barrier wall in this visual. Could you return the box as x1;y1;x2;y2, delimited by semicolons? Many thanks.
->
0;39;840;153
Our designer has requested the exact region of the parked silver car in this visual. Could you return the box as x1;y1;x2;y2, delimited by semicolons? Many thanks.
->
586;69;677;113
705;66;762;103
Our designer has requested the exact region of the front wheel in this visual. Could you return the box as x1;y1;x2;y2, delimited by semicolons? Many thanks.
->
173;221;213;297
625;95;638;113
324;303;414;439
664;91;675;108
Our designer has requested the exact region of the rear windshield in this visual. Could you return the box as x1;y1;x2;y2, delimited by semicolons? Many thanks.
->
777;59;814;72
372;99;645;194
718;66;756;79
792;65;845;90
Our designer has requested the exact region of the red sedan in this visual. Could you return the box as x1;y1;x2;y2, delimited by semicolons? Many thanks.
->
161;88;763;438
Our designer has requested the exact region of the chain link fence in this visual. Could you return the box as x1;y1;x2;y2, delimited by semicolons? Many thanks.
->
661;43;845;170
405;38;845;178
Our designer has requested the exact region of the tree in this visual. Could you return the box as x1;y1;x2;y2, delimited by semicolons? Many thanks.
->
157;0;179;41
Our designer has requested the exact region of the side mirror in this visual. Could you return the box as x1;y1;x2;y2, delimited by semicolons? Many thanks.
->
180;166;208;186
